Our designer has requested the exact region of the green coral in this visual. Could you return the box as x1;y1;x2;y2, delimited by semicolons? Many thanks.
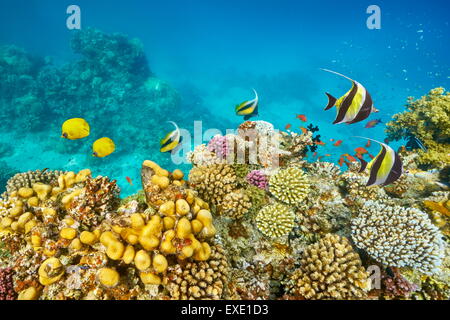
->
386;87;450;169
255;202;296;240
269;166;310;205
244;185;268;214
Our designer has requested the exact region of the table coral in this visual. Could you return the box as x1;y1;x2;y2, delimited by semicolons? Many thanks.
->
255;203;295;240
269;166;310;205
351;200;446;274
287;234;370;300
386;87;450;169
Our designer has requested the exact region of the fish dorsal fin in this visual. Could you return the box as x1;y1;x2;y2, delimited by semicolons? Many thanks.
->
252;89;259;104
320;68;355;82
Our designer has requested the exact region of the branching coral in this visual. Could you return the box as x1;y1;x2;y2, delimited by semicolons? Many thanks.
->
287;234;370;299
351;201;446;274
246;170;269;190
218;190;252;219
269;166;310;205
255;203;295;240
386;87;450;169
165;245;228;299
188;164;237;207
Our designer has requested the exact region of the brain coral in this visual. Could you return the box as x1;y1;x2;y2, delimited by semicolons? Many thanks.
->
188;164;237;207
288;233;370;299
255;202;295;239
386;87;450;169
351;200;446;274
269;166;310;205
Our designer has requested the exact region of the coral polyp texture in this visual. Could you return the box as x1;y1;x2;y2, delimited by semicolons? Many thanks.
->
269;166;310;205
351;200;445;274
287;234;371;300
255;203;295;239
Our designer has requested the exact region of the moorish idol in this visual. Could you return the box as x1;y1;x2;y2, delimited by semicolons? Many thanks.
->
235;89;259;120
160;121;183;153
354;136;403;186
321;69;378;125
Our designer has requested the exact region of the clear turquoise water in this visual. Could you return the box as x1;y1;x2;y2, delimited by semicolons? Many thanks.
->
0;0;449;196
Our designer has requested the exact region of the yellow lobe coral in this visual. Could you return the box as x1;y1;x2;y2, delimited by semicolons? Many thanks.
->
152;254;168;273
140;272;161;285
106;240;125;260
98;268;120;287
196;209;216;239
269;166;310;205
18;187;34;198
122;245;135;264
38;257;64;285
80;231;97;245
32;183;52;201
60;227;77;240
134;250;151;271
18;287;39;300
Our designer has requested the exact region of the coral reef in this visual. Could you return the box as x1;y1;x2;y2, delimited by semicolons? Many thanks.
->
351;200;445;274
386;87;450;169
286;234;370;299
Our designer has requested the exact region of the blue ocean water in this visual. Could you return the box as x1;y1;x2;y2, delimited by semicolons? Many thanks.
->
0;0;449;196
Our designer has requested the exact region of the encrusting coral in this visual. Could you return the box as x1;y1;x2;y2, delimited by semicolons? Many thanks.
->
269;166;310;205
386;87;450;169
351;200;446;274
287;234;371;300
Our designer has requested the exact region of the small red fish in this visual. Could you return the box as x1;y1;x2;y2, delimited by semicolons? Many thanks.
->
344;154;357;162
126;176;133;186
300;127;308;134
365;140;371;148
315;140;326;146
365;119;382;128
338;157;345;167
324;154;331;157
333;140;343;147
285;124;292;130
330;138;335;142
368;154;375;159
296;114;307;122
317;156;323;161
355;153;363;159
313;152;318;157
354;147;368;154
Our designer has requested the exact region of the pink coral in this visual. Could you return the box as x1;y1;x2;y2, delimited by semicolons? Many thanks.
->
382;268;418;298
246;170;268;190
207;135;229;159
0;268;16;300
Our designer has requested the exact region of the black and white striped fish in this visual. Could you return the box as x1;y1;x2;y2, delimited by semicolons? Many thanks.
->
355;137;403;186
322;69;378;125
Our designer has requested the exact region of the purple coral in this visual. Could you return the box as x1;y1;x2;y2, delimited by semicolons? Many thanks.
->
0;268;16;300
246;170;268;190
382;267;418;298
207;135;229;159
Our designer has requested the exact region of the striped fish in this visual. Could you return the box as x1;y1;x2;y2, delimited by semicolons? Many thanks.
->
354;137;403;186
235;89;259;120
160;121;182;153
322;69;377;124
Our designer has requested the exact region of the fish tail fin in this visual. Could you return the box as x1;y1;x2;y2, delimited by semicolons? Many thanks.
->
357;157;368;173
324;93;337;110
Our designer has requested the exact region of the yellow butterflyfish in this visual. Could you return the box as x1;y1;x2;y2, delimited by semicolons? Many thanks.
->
92;137;115;158
61;118;90;140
